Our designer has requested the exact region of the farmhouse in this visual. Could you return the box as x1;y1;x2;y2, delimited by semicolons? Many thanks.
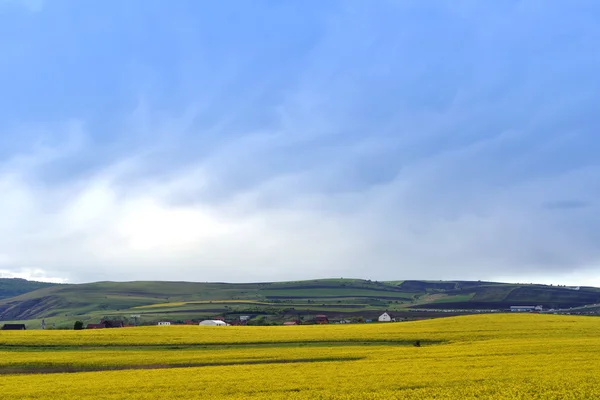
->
199;320;228;326
239;316;250;322
378;312;395;322
1;323;26;330
157;322;171;326
283;320;300;326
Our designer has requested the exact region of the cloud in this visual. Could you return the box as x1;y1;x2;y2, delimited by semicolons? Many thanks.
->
0;1;599;284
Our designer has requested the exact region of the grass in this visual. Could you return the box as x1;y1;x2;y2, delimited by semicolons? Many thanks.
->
262;288;413;299
427;293;475;304
133;300;273;309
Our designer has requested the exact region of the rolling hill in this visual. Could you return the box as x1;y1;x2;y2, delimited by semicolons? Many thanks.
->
1;279;599;328
0;278;57;300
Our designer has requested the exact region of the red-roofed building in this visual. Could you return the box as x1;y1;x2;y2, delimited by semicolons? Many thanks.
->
315;315;329;324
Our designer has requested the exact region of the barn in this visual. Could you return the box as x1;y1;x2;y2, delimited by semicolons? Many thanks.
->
1;324;26;330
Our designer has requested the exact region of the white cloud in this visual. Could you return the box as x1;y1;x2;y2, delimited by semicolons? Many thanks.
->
1;1;599;285
0;119;598;285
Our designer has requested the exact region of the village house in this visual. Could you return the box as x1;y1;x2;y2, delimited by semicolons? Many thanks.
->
157;322;171;326
1;323;26;330
283;320;300;326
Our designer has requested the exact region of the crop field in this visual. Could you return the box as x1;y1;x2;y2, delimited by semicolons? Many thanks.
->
1;314;600;399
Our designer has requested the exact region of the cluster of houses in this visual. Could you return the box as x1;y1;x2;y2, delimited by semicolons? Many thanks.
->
72;312;404;330
3;306;553;331
282;312;397;326
81;312;403;329
82;318;232;329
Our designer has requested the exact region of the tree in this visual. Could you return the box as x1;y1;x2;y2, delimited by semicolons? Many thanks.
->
74;321;84;330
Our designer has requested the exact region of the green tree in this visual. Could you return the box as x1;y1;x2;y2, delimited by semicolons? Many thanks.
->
73;321;84;330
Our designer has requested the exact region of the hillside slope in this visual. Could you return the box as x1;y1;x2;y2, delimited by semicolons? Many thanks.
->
1;279;599;327
0;278;57;300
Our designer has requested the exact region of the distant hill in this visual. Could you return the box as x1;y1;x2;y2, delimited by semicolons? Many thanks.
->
0;278;57;300
1;279;599;328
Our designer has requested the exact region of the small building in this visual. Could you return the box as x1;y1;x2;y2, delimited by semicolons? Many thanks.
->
239;316;250;322
1;324;26;330
378;312;395;322
315;314;329;324
283;320;300;326
199;320;228;326
510;306;537;312
157;322;171;326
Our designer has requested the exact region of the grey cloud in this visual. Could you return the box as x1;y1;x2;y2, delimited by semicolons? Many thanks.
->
1;1;600;284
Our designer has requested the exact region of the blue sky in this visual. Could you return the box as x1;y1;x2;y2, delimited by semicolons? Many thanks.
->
0;0;599;284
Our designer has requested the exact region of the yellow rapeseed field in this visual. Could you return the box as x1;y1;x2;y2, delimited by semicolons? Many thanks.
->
1;314;599;399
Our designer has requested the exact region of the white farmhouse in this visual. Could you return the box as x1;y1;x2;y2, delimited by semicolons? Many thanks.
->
199;320;228;326
157;321;171;326
378;312;393;322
